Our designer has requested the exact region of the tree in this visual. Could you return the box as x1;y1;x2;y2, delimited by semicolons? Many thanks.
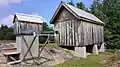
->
89;0;120;49
67;0;75;6
0;25;15;40
89;0;103;18
43;22;53;32
76;2;85;10
102;0;120;49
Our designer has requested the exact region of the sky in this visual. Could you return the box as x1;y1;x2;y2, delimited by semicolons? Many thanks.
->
0;0;93;27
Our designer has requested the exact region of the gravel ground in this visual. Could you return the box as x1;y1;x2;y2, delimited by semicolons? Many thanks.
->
0;43;74;67
99;52;120;67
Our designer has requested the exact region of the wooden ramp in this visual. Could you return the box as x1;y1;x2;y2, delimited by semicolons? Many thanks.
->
2;47;21;64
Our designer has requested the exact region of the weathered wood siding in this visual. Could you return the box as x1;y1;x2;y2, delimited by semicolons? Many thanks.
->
54;7;104;46
14;19;42;35
54;7;75;46
81;21;104;46
16;35;39;60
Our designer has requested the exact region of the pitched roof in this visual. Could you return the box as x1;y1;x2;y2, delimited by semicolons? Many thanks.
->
50;2;104;24
13;13;43;24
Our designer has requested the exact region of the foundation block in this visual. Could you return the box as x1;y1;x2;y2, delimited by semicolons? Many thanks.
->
75;46;87;58
99;42;105;52
92;44;99;55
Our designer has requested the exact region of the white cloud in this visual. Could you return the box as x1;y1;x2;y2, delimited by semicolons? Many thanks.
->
0;0;22;6
0;15;14;27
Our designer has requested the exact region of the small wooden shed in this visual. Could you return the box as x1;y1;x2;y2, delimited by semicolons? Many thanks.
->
50;2;104;58
13;13;43;35
13;13;43;60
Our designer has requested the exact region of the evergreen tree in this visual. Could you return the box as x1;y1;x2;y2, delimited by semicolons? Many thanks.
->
76;2;85;10
0;25;15;40
102;0;120;49
43;22;53;32
67;0;75;6
89;0;102;18
89;0;120;49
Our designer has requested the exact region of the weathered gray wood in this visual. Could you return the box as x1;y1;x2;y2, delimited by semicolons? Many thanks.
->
13;20;42;35
54;6;104;47
64;21;67;46
72;20;75;46
16;35;39;60
78;21;81;46
69;20;72;46
66;21;69;46
7;60;21;65
74;20;77;46
59;22;61;45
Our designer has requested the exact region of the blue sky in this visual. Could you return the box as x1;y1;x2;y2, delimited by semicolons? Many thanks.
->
0;0;93;27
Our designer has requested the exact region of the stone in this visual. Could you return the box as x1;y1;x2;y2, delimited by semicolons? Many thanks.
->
99;42;105;52
75;46;87;58
0;64;12;67
92;44;99;55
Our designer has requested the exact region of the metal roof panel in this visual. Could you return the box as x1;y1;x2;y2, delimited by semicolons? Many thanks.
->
15;13;43;23
64;3;104;24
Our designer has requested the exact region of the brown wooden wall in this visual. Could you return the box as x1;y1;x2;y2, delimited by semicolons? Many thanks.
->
54;7;104;47
14;18;42;35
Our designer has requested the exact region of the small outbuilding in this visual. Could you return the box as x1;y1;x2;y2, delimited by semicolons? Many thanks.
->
50;2;105;58
13;13;43;35
13;13;43;60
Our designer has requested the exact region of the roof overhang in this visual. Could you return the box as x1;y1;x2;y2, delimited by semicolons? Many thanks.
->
13;13;43;24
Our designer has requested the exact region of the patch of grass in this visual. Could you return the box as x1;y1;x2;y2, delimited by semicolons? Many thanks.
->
0;40;15;43
39;43;59;49
54;55;101;67
100;51;120;67
107;49;118;53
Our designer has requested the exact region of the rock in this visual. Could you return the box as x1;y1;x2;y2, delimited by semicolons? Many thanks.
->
0;64;12;67
100;60;107;64
87;53;92;56
0;45;74;67
38;47;73;66
2;44;14;49
9;43;16;48
115;50;120;56
71;51;82;57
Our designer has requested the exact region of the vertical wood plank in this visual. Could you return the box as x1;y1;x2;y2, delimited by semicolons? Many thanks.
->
78;21;81;46
72;20;75;46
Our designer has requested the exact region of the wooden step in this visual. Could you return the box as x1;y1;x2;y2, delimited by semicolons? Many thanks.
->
3;51;21;56
7;60;21;65
2;47;17;53
2;47;17;50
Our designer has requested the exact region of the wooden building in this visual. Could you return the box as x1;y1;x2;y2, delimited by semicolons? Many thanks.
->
13;13;43;60
13;13;43;35
50;2;104;58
